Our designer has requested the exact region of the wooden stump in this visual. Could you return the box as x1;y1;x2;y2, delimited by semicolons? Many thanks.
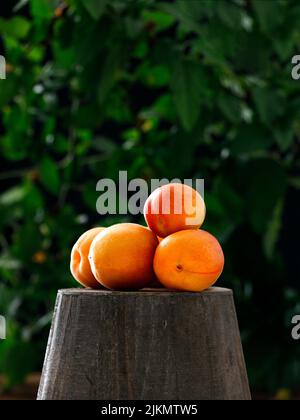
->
37;288;251;400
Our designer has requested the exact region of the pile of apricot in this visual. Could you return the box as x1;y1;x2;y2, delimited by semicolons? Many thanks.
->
70;183;224;292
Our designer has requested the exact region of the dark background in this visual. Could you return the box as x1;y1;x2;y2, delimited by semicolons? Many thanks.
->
1;0;300;399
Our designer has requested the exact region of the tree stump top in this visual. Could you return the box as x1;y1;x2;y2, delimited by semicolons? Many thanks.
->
59;286;233;297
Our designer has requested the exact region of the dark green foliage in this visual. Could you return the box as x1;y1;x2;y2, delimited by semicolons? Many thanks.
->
0;0;300;394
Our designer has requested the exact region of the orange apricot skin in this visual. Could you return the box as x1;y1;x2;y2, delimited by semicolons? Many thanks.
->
89;223;159;291
70;227;105;289
144;183;206;238
154;230;224;292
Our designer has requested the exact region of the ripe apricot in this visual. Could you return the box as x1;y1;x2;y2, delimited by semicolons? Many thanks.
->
89;223;158;290
70;227;105;289
144;183;206;238
154;230;224;292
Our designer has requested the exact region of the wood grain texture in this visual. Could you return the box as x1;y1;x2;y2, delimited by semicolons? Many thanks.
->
37;288;251;400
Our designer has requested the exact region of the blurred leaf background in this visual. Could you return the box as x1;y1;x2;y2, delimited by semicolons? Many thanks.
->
1;0;300;396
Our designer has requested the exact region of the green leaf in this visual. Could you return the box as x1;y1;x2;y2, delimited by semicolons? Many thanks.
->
263;199;283;260
142;10;175;33
39;157;60;195
0;187;25;227
0;334;38;386
171;59;209;131
252;0;284;35
98;47;123;104
215;1;242;29
289;177;300;190
0;186;26;207
83;182;98;210
273;28;297;61
1;107;31;160
13;221;42;261
218;93;241;124
0;255;22;270
204;176;244;241
138;63;170;87
23;182;44;214
132;41;149;59
30;0;54;20
81;0;108;20
73;21;106;65
230;124;273;155
2;135;28;161
245;159;286;233
0;17;31;39
153;94;176;121
159;0;211;33
273;126;294;152
0;77;18;107
27;46;45;62
253;88;283;126
234;31;271;73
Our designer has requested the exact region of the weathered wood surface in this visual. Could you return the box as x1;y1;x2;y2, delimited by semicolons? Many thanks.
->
38;288;251;400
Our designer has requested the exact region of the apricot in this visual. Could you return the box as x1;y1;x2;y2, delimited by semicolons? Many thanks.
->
70;227;105;289
144;183;206;238
154;230;224;292
89;223;158;290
